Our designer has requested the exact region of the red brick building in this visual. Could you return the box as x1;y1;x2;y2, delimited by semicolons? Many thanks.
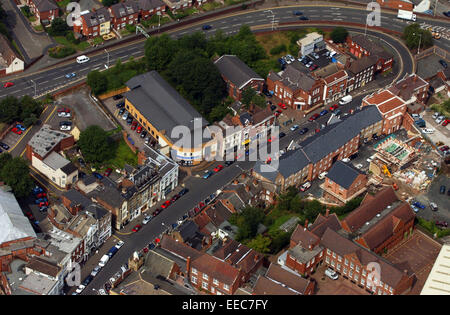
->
109;1;140;31
267;62;324;110
377;0;414;11
74;7;111;39
214;55;265;101
137;0;167;21
347;55;378;92
313;64;349;105
27;0;59;23
321;160;368;205
362;89;407;135
388;73;429;105
253;263;315;295
347;34;394;74
342;187;415;254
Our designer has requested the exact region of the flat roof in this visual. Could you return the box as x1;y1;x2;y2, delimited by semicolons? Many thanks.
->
421;244;450;295
28;124;72;159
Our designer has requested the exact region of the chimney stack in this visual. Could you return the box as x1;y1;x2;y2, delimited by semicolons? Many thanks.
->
304;219;309;230
325;209;330;217
186;256;191;278
413;75;417;82
245;185;250;192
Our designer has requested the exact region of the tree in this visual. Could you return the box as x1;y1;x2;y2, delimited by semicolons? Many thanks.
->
0;3;7;20
0;156;34;198
48;18;70;36
144;34;178;72
78;125;115;163
403;23;433;50
330;27;349;43
269;230;291;254
87;70;108;96
246;234;271;254
235;206;265;241
251;94;266;109
0;96;21;124
241;87;256;108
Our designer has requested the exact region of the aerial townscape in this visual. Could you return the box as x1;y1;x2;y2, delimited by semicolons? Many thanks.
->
0;0;449;299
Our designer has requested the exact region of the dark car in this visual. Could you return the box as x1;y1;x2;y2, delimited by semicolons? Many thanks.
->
299;127;309;135
82;275;94;286
293;10;303;15
178;188;188;196
270;105;277;111
263;90;272;97
140;130;147;138
0;142;9;150
126;117;133;125
116;101;125;108
320;110;328;116
279;132;286;138
299;16;309;20
439;60;448;68
440;185;446;194
59;121;72;126
78;158;86;167
202;25;212;30
92;172;103;180
118;108;126;115
113;94;123;100
444;11;450;17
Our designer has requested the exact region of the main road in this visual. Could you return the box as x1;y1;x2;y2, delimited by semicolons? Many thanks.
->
0;3;446;100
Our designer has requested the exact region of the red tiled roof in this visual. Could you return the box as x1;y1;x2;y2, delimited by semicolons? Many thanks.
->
253;275;298;295
309;213;342;238
160;235;202;261
191;253;241;286
363;90;405;113
290;224;320;249
265;264;312;294
360;202;415;250
342;187;399;233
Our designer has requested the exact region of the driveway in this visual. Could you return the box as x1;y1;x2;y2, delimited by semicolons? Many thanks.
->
2;0;54;62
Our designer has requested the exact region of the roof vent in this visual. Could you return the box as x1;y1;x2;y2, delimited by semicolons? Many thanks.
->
365;222;370;225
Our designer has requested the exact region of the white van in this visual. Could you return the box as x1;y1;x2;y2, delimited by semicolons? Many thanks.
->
339;95;352;105
76;55;90;64
318;171;328;180
98;254;109;267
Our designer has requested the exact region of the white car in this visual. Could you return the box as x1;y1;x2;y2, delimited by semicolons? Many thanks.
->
355;163;363;169
318;171;328;180
290;124;299;131
342;158;350;163
57;112;71;118
98;289;107;295
75;285;86;294
422;128;435;134
142;215;152;225
325;268;339;280
60;125;71;131
311;52;319;60
366;156;374;163
411;113;421;119
91;266;101;277
122;111;129;120
300;182;311;191
411;205;419;213
115;240;124;249
435;116;445;124
432;112;440;119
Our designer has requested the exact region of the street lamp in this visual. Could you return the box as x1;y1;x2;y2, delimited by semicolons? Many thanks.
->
30;79;36;97
413;32;422;55
104;49;109;69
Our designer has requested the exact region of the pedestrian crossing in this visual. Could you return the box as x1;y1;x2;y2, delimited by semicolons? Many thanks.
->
419;22;450;40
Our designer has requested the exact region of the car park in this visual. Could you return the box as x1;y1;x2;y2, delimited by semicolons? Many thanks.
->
325;268;339;280
300;182;311;191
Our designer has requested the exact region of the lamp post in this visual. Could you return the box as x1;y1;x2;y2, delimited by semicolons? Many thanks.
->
104;49;109;69
413;32;422;55
30;79;36;97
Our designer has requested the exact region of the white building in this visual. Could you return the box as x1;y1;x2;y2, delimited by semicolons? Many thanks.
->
297;32;324;56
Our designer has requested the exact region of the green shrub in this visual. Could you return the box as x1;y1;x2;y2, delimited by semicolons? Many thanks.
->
48;46;76;58
270;44;287;55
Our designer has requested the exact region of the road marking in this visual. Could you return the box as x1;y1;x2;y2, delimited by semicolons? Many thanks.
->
112;235;122;242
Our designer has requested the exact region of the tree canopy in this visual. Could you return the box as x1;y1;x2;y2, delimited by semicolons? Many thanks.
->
0;153;34;198
48;18;70;36
330;27;349;43
78;125;115;163
403;23;433;50
0;95;43;126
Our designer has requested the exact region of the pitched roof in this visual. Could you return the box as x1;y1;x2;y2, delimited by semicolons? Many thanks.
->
342;187;399;233
0;188;37;244
360;202;415;250
159;235;202;261
276;62;318;92
326;160;364;190
265;264;312;294
0;35;21;70
33;0;58;12
253;275;298;295
109;1;139;18
60;162;78;175
145;250;176;278
214;55;264;89
387;73;428;102
82;7;111;28
190;253;241;286
125;71;207;143
350;34;393;60
348;55;378;74
26;257;60;278
309;213;342;238
291;224;320;249
320;228;412;288
138;0;165;10
63;189;91;209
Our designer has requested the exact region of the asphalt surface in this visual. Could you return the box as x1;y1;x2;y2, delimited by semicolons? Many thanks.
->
0;4;444;99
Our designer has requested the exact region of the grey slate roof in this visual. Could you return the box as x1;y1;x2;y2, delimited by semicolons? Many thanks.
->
325;161;363;190
84;204;109;220
63;189;91;209
178;220;199;240
276;62;317;92
348;55;378;75
83;7;111;28
124;71;207;143
60;162;78;176
43;151;69;171
214;55;264;89
138;0;166;11
109;1;139;18
34;0;58;12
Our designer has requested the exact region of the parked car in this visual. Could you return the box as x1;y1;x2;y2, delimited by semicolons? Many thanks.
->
202;25;212;30
439;59;448;68
308;113;320;121
82;275;94;286
440;185;446;194
290;124;299;131
300;182;311;192
198;201;205;209
444;11;450;17
161;200;171;209
325;268;339;280
435;221;448;228
413;201;425;209
115;241;124;249
140;130;147;138
91;266;102;277
136;126;143;133
75;285;86;294
131;121;137;130
279;132;286;138
422;128;435;134
3;82;14;88
60;125;71;131
278;102;287;109
11;127;22;135
442;119;450;126
103;168;112;177
329;104;339;111
339;95;353;105
318;172;328;180
435;116;445;124
122;111;129;120
319;110;328;116
430;202;438;211
118;108;126;116
411;205;419;213
113;94;123;100
203;170;214;179
92;172;103;179
214;164;224;172
132;224;142;232
0;142;9;150
299;127;309;135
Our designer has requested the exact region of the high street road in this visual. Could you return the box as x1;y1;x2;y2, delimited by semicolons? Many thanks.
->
0;4;446;100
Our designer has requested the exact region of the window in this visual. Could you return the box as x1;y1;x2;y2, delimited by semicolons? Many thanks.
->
350;262;354;270
344;258;349;266
361;278;365;286
337;263;341;270
356;266;360;273
213;279;219;286
326;256;330;264
191;276;197;284
343;268;347;274
354;274;359;282
223;284;229;291
203;274;209;281
202;282;209;290
191;268;197;275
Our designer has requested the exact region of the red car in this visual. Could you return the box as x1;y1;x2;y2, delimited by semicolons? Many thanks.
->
36;192;47;199
39;201;49;207
3;82;14;88
198;202;205;209
193;207;200;213
136;126;143;133
142;247;149;253
442;119;450;126
315;128;320;133
132;224;142;232
308;113;320;122
161;200;171;209
154;238;161;244
214;164;224;172
104;168;112;177
439;145;449;152
278;102;287;109
57;107;70;113
11;127;22;135
131;121;137;130
436;221;448;228
329;104;339;111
